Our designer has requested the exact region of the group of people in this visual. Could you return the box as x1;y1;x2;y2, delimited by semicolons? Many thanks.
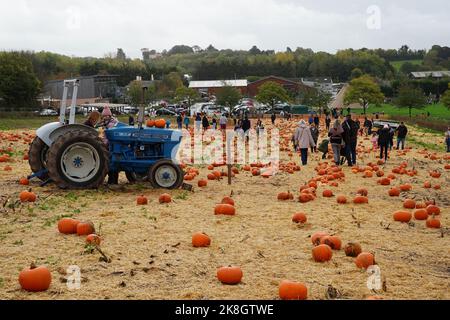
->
292;113;411;167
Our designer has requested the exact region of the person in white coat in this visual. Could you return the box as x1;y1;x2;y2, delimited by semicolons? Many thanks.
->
294;119;316;165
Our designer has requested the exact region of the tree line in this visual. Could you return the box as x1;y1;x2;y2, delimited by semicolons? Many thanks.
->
0;45;449;111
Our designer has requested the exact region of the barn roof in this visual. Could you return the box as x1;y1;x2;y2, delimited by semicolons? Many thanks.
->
189;80;248;88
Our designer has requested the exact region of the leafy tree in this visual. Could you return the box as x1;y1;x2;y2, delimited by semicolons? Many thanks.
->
399;62;422;74
249;46;261;55
216;85;242;107
344;75;384;114
350;68;363;79
256;81;290;108
127;80;155;106
0;52;40;110
157;72;184;98
440;83;450;110
394;84;427;118
301;90;332;112
168;45;194;55
175;86;199;105
116;48;126;60
205;45;218;52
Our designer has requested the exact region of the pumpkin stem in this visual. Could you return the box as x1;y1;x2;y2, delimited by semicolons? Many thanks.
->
30;262;37;269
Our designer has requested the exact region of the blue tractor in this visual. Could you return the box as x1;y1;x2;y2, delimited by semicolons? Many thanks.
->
28;79;184;189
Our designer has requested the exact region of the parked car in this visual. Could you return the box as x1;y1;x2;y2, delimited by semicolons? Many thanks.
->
156;108;177;116
39;109;58;116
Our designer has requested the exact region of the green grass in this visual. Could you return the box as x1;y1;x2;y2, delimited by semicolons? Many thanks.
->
390;59;423;71
355;103;450;120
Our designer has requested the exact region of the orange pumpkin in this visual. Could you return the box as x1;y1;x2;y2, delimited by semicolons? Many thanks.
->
426;216;441;229
19;190;36;203
214;204;236;216
320;236;342;250
278;192;293;201
76;221;95;236
155;119;166;128
413;209;428;221
146;119;155;127
393;210;412;223
399;184;412;192
312;244;333;262
403;199;416;209
217;266;243;285
322;190;334;198
311;232;329;246
279;280;308;300
86;234;101;245
192;232;211;247
136;195;148;205
388;188;400;197
353;196;369;204
198;179;208;188
18;264;52;292
57;218;80;234
357;188;368;197
426;205;440;216
292;213;307;224
355;252;375;269
336;195;347;204
221;196;235;206
344;242;362;257
159;193;172;204
380;178;391;186
19;178;29;186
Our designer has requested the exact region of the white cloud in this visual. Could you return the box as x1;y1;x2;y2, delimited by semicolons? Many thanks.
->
0;0;448;58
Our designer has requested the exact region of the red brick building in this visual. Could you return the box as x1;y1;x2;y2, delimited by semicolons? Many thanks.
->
247;76;314;97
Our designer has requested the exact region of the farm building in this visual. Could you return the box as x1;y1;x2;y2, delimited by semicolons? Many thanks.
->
189;79;248;95
410;71;450;79
44;75;120;104
247;76;314;97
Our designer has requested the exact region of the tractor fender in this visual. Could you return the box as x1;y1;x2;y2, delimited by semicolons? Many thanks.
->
36;122;63;146
37;123;98;147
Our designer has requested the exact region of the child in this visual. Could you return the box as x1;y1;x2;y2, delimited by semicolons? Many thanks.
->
371;132;378;150
317;139;330;160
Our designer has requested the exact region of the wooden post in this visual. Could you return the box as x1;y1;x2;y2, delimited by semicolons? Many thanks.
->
228;164;232;185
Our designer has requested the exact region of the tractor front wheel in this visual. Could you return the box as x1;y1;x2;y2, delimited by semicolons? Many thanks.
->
46;130;109;189
149;160;184;189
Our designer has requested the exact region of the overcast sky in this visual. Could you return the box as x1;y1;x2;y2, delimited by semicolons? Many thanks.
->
0;0;449;58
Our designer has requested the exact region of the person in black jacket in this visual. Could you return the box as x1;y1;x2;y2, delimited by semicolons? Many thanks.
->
271;113;276;125
242;115;251;142
202;115;210;131
342;114;358;166
396;122;408;150
378;125;391;161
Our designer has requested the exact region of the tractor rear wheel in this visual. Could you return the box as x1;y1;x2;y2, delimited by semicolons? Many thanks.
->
149;160;184;189
28;137;49;181
46;130;109;189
